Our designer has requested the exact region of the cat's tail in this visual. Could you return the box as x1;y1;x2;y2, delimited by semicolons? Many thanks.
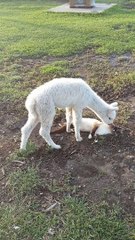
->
51;124;66;134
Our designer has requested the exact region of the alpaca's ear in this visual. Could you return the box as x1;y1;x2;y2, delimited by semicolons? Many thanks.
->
110;102;118;107
107;107;118;116
112;106;119;111
110;102;119;111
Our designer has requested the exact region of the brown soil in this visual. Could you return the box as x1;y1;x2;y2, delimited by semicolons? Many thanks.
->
0;50;135;215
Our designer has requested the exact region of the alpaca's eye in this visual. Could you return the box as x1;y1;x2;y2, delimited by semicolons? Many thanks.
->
109;117;112;120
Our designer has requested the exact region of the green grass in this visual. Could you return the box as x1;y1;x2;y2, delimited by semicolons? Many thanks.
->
9;167;41;197
0;0;135;101
40;60;70;77
0;65;28;101
0;205;49;240
0;0;135;62
0;198;134;240
106;71;135;91
8;142;37;161
0;1;135;239
54;199;134;240
116;102;132;125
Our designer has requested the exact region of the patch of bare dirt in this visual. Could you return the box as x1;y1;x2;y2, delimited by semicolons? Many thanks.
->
0;51;135;215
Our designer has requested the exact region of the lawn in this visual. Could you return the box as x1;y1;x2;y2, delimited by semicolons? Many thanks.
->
0;0;135;239
0;0;135;62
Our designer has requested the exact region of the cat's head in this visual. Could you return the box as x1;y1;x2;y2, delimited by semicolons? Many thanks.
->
106;102;119;124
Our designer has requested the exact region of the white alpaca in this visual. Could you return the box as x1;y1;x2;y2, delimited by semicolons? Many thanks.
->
20;78;118;150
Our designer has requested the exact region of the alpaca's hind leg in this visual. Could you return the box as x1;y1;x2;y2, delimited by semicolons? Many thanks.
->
66;107;72;133
40;126;61;149
20;115;38;150
39;109;61;149
72;108;83;142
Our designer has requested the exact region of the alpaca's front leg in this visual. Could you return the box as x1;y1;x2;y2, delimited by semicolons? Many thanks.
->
66;107;72;133
72;108;83;142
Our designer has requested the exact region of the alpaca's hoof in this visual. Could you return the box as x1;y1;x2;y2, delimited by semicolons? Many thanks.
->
20;145;26;150
66;128;71;133
53;144;61;149
20;148;26;151
76;136;83;142
88;134;92;139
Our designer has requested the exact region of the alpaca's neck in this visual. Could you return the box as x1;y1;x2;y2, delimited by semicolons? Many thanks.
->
87;89;108;118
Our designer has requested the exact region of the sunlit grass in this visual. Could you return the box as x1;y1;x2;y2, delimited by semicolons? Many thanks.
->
0;0;135;101
0;0;135;62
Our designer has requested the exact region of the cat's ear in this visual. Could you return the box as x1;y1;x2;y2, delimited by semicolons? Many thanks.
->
110;102;119;111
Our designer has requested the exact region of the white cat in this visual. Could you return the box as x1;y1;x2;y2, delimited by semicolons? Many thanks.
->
51;117;115;139
80;118;114;138
20;78;118;150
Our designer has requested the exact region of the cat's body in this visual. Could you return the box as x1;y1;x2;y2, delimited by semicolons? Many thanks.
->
51;117;114;139
74;117;113;138
20;78;118;150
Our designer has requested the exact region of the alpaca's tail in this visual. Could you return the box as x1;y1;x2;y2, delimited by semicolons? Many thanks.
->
25;94;38;119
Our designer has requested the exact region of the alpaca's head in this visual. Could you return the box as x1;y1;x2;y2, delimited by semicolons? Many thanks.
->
102;102;119;124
